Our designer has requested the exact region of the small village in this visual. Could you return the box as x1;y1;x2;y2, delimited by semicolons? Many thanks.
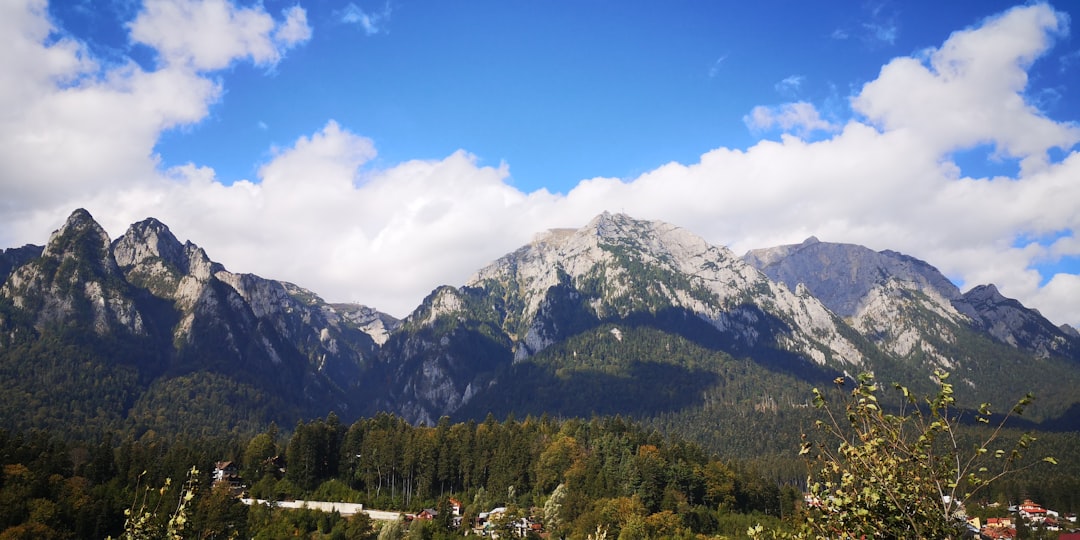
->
966;499;1080;540
214;460;546;537
215;459;1079;539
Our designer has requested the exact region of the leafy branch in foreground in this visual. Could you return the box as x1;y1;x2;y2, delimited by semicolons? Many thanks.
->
108;467;199;540
753;370;1054;540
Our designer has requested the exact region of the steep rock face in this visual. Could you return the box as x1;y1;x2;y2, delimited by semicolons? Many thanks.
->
1;209;146;337
112;217;220;302
0;244;43;287
111;217;386;397
330;303;399;346
0;210;397;434
744;237;969;318
744;238;974;368
744;238;1080;365
380;213;867;424
374;286;511;424
471;213;863;366
962;284;1080;360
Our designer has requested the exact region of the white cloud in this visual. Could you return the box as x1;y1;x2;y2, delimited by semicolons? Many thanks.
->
1032;273;1080;328
775;75;805;96
341;2;392;36
852;4;1079;173
128;0;311;71
275;5;312;46
0;0;308;244
708;54;729;78
744;102;836;136
2;1;1079;330
128;128;559;314
863;22;897;45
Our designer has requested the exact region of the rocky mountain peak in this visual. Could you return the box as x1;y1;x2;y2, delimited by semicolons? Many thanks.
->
465;213;864;366
113;217;187;273
744;239;963;318
963;284;1005;306
957;284;1079;358
42;208;115;267
0;244;43;286
1;209;145;336
588;211;633;237
741;236;818;268
112;216;224;302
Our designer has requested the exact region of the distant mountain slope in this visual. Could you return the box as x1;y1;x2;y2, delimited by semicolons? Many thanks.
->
744;237;1080;419
2;209;1078;443
961;283;1080;360
471;214;864;364
0;244;43;287
744;237;968;318
377;214;884;424
0;209;395;437
744;237;1080;364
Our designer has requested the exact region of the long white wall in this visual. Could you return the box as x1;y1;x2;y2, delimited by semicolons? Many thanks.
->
241;498;401;521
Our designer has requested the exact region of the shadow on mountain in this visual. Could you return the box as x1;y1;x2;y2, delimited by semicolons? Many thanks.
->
454;305;848;421
454;360;720;420
617;305;843;385
1039;402;1080;432
364;322;516;421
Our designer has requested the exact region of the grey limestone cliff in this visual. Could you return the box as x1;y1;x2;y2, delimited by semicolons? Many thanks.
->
1;209;147;337
744;237;1080;367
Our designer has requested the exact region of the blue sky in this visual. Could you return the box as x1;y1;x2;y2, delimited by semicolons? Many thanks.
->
139;0;1077;188
3;0;1080;324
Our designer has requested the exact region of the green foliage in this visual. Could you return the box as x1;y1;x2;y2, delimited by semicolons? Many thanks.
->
287;414;344;491
127;371;293;439
0;407;1078;539
756;371;1055;539
110;467;199;540
0;319;147;437
192;482;249;539
246;503;375;540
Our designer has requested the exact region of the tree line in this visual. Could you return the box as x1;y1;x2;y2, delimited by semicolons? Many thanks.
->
2;395;1077;538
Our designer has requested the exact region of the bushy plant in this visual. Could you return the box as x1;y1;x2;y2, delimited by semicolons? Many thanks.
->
752;370;1055;539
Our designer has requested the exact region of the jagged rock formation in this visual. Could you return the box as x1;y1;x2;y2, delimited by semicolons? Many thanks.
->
0;209;395;435
744;237;1080;367
961;284;1080;360
378;214;873;423
0;244;43;285
2;209;148;336
2;209;1078;436
470;213;862;365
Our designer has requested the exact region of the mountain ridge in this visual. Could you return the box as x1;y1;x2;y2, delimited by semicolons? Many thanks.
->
2;209;1078;445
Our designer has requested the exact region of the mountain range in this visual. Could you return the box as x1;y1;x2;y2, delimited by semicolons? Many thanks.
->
2;209;1078;448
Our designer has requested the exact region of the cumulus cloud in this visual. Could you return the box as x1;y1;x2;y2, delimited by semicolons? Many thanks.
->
744;102;836;136
2;1;1079;329
853;4;1079;174
275;5;312;46
0;0;309;243
128;0;310;70
125;128;559;313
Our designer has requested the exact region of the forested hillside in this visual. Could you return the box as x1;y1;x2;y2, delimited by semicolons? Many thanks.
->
2;410;1077;539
